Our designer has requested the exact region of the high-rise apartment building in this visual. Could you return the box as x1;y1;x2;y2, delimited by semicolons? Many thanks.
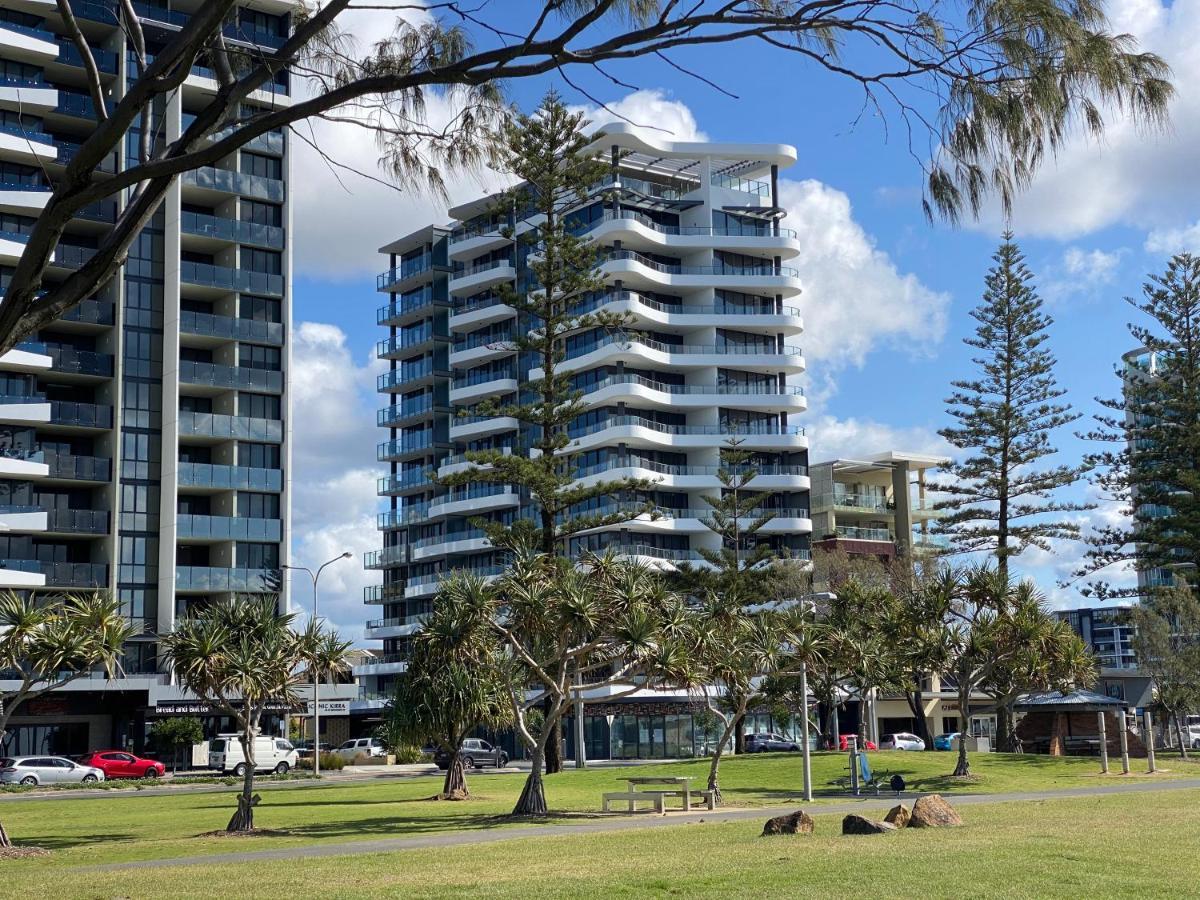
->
0;1;293;756
361;126;811;704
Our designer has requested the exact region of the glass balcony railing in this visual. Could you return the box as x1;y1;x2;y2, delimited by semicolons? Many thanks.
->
179;261;284;296
580;373;803;398
710;172;771;196
453;330;515;353
377;290;438;324
55;93;115;120
376;329;438;358
45;508;109;533
0;122;53;147
365;613;429;631
52;141;119;173
836;525;893;542
42;451;111;482
177;411;283;442
354;652;409;668
179;360;283;392
183;115;285;155
575;457;808;479
563;332;801;362
570;289;799;318
176;566;279;592
177;462;282;492
0;20;56;44
431;484;515;508
49;400;113;428
377;432;436;459
570;415;804;439
378;470;429;493
39;561;109;588
46;347;114;377
412;529;490;551
52;244;98;268
602;249;797;279
377;254;435;291
179;310;283;345
176;515;282;542
363;546;409;569
592;209;795;239
61;299;115;327
181;211;285;249
0;175;50;192
377;396;435;426
451;368;516;390
182;166;285;203
363;583;406;604
56;39;118;74
377;360;443;391
450;258;515;282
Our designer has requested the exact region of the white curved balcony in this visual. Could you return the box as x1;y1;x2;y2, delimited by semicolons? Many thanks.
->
447;227;510;260
411;532;492;561
449;376;518;404
449;337;517;368
0;23;58;63
598;250;801;297
364;617;427;639
352;655;408;677
0;449;49;481
572;459;810;493
428;487;519;520
579;374;806;414
577;505;811;536
585;211;800;259
576;290;802;336
448;260;516;296
544;335;805;377
0;560;45;589
449;299;517;331
405;565;502;598
0;128;57;165
449;414;519;441
0;505;48;533
568;416;807;454
0;182;51;214
0;85;57;114
436;448;512;477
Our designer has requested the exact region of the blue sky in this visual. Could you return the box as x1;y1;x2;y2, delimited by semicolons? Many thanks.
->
285;0;1200;637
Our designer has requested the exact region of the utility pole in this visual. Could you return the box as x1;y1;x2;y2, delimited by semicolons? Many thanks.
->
283;551;352;777
799;659;813;801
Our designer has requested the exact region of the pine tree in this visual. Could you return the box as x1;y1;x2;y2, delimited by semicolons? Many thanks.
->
436;91;656;773
1078;254;1200;596
934;232;1089;579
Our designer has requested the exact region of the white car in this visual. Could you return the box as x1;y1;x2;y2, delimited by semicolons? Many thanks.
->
334;737;387;761
879;732;926;751
208;735;298;776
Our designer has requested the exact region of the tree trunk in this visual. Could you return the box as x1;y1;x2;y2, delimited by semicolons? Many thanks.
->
512;747;548;816
227;733;258;832
995;704;1012;753
733;713;746;755
706;716;738;807
0;817;10;848
952;685;971;777
905;687;933;749
545;716;563;773
1174;712;1188;759
442;751;469;798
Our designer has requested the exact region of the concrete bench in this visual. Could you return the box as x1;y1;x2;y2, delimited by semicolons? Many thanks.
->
603;791;666;814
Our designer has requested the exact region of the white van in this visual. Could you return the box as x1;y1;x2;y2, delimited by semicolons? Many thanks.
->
208;734;298;776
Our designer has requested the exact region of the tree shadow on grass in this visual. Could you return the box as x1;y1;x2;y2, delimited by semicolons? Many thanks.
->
10;831;139;850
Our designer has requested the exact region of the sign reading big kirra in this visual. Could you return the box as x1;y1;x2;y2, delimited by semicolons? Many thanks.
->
302;700;350;717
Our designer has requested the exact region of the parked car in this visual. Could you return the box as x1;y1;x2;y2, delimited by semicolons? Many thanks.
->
744;733;801;753
208;735;298;776
933;732;960;751
293;740;333;759
0;756;105;786
78;750;165;779
333;737;387;761
837;734;878;751
434;738;509;770
879;732;926;751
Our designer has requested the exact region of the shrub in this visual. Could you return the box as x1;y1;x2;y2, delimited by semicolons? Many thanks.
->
393;744;425;764
297;752;345;771
351;752;371;765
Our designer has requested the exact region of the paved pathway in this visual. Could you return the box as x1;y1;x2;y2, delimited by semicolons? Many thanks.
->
79;777;1200;872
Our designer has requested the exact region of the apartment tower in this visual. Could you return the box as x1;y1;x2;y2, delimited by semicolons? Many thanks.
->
0;0;293;755
361;126;811;700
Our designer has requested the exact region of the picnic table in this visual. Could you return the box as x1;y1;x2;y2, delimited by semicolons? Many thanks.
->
602;776;716;814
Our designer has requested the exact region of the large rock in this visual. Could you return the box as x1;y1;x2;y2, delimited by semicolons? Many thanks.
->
909;794;963;828
842;814;897;835
884;804;911;828
762;810;814;836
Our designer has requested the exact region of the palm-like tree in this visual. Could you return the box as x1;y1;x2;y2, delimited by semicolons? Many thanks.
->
0;590;133;848
163;596;350;832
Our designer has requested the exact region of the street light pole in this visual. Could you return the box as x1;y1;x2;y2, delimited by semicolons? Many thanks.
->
283;552;352;777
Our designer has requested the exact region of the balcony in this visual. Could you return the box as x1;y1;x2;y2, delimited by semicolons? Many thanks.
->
377;469;430;495
351;653;408;676
177;463;282;492
176;514;282;542
48;400;113;429
817;493;890;514
181;211;285;249
377;254;434;291
835;525;893;542
376;328;442;360
378;396;436;427
377;290;443;326
41;561;109;588
562;333;802;368
42;451;111;482
363;583;406;604
579;373;805;410
182;167;285;203
180;261;284;297
46;347;113;378
179;360;283;393
448;259;516;295
365;614;429;638
572;289;800;322
45;508;109;534
180;311;283;345
377;432;439;460
60;300;115;328
711;172;771;196
178;411;283;443
176;566;279;593
364;545;409;569
56;39;118;74
571;415;805;440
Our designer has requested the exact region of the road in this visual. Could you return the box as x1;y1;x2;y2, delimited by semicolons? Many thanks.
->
77;777;1200;872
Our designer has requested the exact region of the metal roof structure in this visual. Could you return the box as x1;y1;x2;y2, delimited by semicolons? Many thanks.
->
1013;690;1125;710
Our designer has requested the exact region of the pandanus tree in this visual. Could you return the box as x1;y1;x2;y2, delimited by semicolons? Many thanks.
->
434;541;696;816
163;596;350;832
0;590;133;848
383;573;511;799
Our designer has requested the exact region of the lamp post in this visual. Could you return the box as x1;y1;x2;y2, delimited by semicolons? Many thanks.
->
283;552;352;777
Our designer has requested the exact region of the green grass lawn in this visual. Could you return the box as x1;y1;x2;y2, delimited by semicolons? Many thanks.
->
0;750;1192;873
5;787;1200;898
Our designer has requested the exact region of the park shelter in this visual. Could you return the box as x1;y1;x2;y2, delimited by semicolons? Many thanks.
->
1013;690;1146;758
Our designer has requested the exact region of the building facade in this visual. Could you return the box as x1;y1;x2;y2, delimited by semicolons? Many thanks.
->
1055;606;1153;710
0;0;294;757
360;126;812;708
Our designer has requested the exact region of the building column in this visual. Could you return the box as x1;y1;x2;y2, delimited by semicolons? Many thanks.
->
891;461;913;558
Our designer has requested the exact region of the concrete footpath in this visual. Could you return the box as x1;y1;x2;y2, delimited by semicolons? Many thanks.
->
79;777;1200;872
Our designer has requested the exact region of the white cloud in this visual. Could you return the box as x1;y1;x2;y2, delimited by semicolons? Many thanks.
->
1041;246;1125;303
806;414;952;463
972;0;1200;240
288;323;381;639
1145;220;1200;255
572;89;709;142
779;179;951;372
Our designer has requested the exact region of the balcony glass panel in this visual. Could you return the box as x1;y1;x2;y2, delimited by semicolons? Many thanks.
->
181;211;285;249
180;261;284;296
182;167;285;203
179;310;283;345
42;451;111;481
176;566;279;592
49;401;113;428
46;508;109;533
376;253;433;290
178;411;283;442
57;40;118;74
179;360;283;392
176;515;282;541
60;299;115;326
177;462;282;492
46;347;113;377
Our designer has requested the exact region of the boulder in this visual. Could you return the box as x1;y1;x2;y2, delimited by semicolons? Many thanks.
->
883;804;911;828
762;810;815;836
842;814;897;835
909;794;963;828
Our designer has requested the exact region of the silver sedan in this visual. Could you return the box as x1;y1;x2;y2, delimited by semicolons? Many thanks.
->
0;756;106;785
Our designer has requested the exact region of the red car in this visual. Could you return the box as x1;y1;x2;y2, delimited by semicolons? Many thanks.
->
79;751;165;779
837;734;878;751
